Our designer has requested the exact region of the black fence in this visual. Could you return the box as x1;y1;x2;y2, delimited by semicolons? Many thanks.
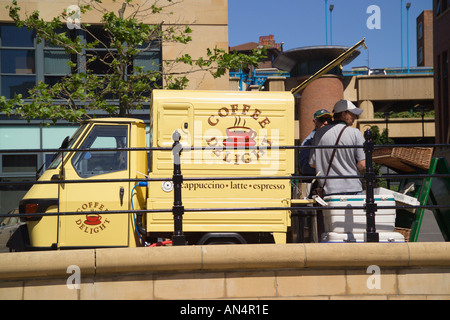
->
1;128;450;245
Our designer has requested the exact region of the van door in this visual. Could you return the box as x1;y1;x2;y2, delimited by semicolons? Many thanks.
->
58;124;131;248
157;102;193;147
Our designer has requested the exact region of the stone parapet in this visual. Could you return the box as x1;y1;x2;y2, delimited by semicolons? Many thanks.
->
1;243;449;300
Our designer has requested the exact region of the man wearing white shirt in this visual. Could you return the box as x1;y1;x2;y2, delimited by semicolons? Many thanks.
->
309;100;366;196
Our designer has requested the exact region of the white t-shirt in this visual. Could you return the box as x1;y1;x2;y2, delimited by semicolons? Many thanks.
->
309;122;365;195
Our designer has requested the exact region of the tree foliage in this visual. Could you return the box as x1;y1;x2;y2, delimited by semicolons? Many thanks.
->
369;125;395;188
1;0;266;123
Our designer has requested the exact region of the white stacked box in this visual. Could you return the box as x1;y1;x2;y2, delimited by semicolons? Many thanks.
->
323;195;396;233
372;187;420;213
320;194;405;243
321;232;405;243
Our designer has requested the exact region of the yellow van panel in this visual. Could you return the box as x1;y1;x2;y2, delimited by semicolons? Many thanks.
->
148;90;295;243
151;90;295;177
147;198;289;233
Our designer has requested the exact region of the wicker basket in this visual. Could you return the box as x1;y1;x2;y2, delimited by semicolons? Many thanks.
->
395;227;411;242
373;147;433;172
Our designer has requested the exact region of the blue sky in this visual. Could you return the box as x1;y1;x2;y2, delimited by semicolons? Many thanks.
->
228;0;432;70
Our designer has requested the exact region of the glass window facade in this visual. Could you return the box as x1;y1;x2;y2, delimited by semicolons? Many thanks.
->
0;23;161;97
0;126;40;150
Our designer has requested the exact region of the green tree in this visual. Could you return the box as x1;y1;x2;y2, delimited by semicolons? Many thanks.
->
369;125;395;145
369;125;395;188
1;0;266;123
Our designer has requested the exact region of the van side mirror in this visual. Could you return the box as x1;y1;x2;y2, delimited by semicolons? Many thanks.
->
60;136;70;149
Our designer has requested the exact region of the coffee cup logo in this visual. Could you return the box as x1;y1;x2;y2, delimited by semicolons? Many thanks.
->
224;126;257;147
84;213;102;225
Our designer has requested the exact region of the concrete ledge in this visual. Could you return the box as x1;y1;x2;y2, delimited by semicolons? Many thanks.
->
408;243;450;266
304;243;411;268
95;246;203;274
1;243;450;281
0;249;96;279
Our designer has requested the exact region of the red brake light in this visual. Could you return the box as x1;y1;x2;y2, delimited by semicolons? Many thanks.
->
19;200;52;222
25;203;39;214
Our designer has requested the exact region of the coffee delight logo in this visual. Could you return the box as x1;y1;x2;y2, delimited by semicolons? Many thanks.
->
205;104;275;165
75;202;111;234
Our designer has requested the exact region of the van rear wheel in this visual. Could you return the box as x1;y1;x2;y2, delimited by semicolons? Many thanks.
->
197;233;247;245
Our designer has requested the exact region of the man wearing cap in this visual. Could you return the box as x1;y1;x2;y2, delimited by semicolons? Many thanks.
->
299;109;332;176
309;100;366;196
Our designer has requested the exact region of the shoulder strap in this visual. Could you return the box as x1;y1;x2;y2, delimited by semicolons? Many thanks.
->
323;125;348;187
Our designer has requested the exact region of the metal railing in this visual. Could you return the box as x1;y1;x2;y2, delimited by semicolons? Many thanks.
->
1;129;449;246
342;67;434;76
230;69;290;90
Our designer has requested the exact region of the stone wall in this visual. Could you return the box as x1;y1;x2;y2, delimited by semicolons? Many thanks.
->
0;243;449;300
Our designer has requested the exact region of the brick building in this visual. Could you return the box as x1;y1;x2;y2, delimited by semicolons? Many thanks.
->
417;10;433;67
229;34;283;70
433;0;450;145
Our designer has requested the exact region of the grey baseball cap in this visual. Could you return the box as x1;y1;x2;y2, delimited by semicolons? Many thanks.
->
333;100;363;116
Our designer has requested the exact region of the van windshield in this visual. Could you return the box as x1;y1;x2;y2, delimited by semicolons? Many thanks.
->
47;124;86;170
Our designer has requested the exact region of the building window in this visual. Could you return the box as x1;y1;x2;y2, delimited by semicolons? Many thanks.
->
0;154;37;175
0;25;36;98
85;25;117;75
44;29;74;86
418;22;423;40
418;47;424;65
